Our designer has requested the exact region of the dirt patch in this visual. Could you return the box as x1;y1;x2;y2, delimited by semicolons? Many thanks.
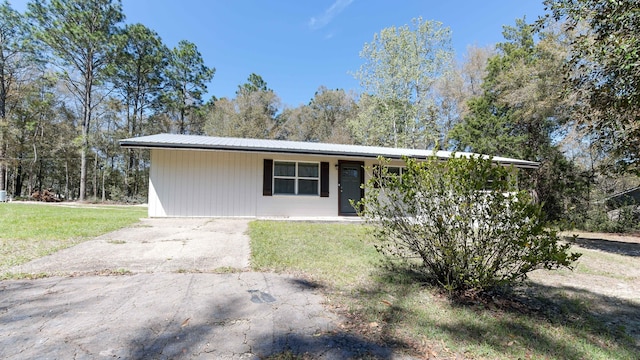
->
528;231;640;347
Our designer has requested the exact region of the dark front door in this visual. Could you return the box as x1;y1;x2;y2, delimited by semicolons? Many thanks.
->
339;161;364;215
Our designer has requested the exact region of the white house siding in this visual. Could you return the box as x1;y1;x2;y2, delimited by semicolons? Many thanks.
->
149;149;260;217
148;149;380;217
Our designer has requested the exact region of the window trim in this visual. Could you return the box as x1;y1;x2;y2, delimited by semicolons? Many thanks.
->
273;161;320;196
386;166;404;176
382;165;405;185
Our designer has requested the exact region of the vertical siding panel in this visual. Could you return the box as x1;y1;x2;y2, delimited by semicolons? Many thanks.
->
232;153;238;216
185;151;191;216
191;151;199;216
188;151;196;216
188;151;195;216
234;153;240;216
240;153;248;215
239;153;244;215
210;151;216;216
148;150;155;216
228;152;234;216
201;151;207;216
191;151;197;216
243;153;249;216
148;150;157;217
216;151;222;216
155;150;163;216
250;153;255;215
173;150;181;216
156;150;164;216
200;151;206;216
221;151;228;216
251;153;257;215
215;151;222;216
159;150;167;216
205;151;212;216
192;151;200;216
228;153;232;215
175;151;188;216
255;155;264;216
226;152;232;216
154;150;163;217
246;153;251;215
165;150;172;216
184;151;191;216
216;153;226;216
167;150;175;216
160;150;166;216
229;152;234;216
174;150;182;216
256;153;261;215
210;151;217;216
170;151;181;216
185;151;192;216
240;153;247;215
256;154;263;217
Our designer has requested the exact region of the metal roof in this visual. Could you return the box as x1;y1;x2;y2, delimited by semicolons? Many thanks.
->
119;133;539;168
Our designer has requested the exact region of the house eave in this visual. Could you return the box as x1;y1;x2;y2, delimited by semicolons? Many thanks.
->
119;134;540;169
120;142;436;160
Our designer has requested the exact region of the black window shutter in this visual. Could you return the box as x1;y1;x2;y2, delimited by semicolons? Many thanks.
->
320;162;329;197
263;159;273;196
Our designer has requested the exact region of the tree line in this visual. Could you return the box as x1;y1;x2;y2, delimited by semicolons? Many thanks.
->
0;0;637;230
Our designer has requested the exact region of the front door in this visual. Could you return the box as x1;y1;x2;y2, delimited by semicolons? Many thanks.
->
339;161;364;215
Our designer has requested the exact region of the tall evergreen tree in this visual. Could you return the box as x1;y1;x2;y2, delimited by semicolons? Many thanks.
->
0;1;30;193
28;0;124;201
162;40;214;135
205;74;279;139
109;23;168;196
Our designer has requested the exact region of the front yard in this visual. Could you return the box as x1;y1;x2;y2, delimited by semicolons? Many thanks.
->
0;202;146;277
250;221;640;360
1;203;637;359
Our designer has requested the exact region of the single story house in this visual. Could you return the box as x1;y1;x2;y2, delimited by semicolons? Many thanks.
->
119;133;539;218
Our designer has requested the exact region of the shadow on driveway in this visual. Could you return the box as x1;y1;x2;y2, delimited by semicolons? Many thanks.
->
1;218;415;359
0;273;413;359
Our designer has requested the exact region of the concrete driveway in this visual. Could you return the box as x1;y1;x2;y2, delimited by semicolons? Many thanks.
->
1;218;409;359
10;218;252;275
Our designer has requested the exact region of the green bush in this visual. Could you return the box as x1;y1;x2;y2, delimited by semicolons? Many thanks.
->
358;156;581;293
582;205;640;233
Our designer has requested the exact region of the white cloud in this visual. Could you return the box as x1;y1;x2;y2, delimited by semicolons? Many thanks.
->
308;0;354;30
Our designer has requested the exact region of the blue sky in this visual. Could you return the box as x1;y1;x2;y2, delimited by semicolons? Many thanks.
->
10;0;546;107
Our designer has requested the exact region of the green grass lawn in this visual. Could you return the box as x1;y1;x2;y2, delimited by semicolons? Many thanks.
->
249;220;640;360
0;202;146;274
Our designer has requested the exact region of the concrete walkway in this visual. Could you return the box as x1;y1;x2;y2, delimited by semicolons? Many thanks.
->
1;218;411;359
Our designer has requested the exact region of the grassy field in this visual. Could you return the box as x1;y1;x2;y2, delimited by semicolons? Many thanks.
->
0;202;146;274
249;221;640;360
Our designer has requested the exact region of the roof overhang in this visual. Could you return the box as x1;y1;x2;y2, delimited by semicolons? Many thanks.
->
120;133;540;169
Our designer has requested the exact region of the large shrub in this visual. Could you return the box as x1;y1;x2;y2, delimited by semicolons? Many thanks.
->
358;156;581;292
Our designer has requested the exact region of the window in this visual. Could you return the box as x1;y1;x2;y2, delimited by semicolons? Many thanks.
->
383;166;404;184
273;161;319;195
386;166;403;176
373;165;405;188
